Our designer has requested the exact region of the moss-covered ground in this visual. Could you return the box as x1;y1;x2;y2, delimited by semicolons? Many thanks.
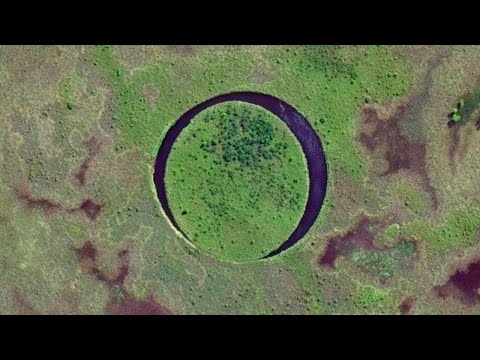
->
0;45;479;314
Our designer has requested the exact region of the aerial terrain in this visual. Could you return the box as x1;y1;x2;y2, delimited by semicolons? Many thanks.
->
0;45;479;315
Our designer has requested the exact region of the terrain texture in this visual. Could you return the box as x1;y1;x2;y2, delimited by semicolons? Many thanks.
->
0;45;479;314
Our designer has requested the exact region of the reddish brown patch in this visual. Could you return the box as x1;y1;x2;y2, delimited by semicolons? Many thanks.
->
106;293;172;315
13;290;38;315
84;248;130;287
73;241;103;283
319;218;377;268
79;199;103;221
436;284;451;300
113;249;130;285
359;106;438;209
399;297;414;315
15;187;61;215
435;261;480;306
319;240;341;268
360;106;423;176
74;137;102;186
75;161;89;186
83;136;102;157
359;55;445;210
73;244;174;315
74;241;97;262
73;253;120;287
90;267;112;284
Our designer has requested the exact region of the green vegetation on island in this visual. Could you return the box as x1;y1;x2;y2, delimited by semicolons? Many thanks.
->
165;102;309;262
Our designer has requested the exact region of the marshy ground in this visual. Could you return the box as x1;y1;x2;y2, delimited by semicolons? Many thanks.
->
0;45;479;314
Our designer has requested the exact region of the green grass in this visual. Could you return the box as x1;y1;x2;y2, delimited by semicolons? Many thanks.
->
306;296;325;314
89;45;416;311
93;46;413;174
58;75;77;111
450;88;480;124
8;45;480;314
263;45;412;183
165;102;308;262
401;206;480;254
389;179;431;216
354;285;393;312
451;99;464;123
351;240;417;279
63;222;85;241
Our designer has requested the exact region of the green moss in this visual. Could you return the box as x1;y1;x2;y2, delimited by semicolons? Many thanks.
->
64;223;85;240
389;179;430;216
93;45;126;87
351;240;416;278
306;296;325;314
354;285;392;312
354;46;412;100
265;46;412;183
402;206;480;254
58;76;76;111
451;99;465;123
385;223;401;239
93;45;413;179
93;45;254;158
379;223;401;247
165;102;308;262
450;88;480;124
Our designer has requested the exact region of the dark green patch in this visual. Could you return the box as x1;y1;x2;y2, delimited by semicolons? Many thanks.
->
450;99;465;123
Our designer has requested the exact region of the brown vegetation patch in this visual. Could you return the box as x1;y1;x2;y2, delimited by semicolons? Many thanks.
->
319;217;379;268
12;290;38;315
74;244;128;287
106;293;172;315
74;240;98;263
448;122;461;172
75;162;89;186
78;199;103;221
15;186;62;215
399;296;414;314
358;53;449;210
73;244;173;315
358;106;438;209
435;261;480;306
74;136;102;186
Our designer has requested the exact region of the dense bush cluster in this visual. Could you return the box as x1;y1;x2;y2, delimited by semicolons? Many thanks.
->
200;104;289;168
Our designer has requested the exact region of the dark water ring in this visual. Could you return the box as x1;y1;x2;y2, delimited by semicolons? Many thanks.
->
153;92;328;259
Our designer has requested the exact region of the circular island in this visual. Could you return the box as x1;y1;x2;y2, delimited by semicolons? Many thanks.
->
154;92;327;262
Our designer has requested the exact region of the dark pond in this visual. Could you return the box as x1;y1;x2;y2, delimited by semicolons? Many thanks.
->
153;92;328;259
